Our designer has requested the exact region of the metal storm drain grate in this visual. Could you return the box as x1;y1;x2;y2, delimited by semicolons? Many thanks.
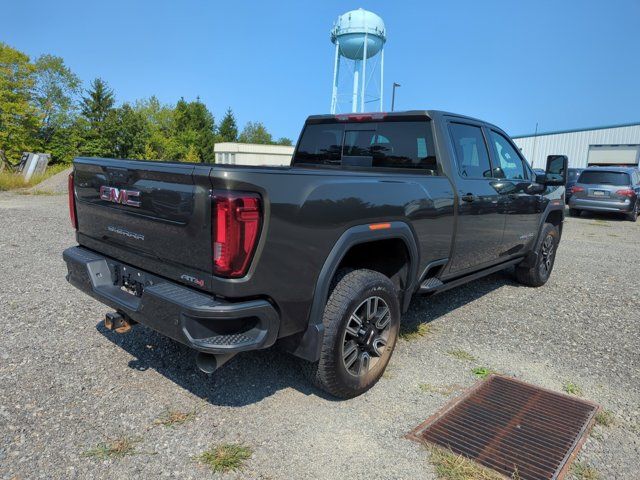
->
407;375;599;480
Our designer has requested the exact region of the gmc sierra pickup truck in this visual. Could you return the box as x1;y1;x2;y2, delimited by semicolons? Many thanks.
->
63;110;567;398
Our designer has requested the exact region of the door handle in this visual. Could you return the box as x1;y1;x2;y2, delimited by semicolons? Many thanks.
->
461;193;476;203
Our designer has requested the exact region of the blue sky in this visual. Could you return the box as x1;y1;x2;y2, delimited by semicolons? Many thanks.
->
4;0;639;140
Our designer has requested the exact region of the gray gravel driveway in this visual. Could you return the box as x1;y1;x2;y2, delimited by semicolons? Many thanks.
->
1;192;638;479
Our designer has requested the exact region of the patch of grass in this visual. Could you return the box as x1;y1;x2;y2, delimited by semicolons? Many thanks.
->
448;349;476;362
563;381;583;396
571;462;600;480
82;437;139;459
0;164;69;191
594;409;614;427
427;445;505;480
196;443;252;473
154;409;196;428
419;383;460;396
471;367;494;379
588;220;610;227
399;322;435;341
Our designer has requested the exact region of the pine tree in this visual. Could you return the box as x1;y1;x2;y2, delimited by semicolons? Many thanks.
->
218;108;238;142
80;78;114;124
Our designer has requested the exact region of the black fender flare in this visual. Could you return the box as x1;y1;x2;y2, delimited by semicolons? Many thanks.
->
521;201;565;268
290;221;419;362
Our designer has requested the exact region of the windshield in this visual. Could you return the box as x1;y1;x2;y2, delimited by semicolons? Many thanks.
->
578;171;630;186
293;120;438;173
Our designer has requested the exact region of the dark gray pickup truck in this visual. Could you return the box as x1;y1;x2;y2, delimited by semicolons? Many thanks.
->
63;110;567;398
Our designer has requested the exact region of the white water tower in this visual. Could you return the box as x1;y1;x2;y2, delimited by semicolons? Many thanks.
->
330;8;386;114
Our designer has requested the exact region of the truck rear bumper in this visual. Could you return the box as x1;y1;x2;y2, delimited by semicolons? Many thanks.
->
63;246;279;354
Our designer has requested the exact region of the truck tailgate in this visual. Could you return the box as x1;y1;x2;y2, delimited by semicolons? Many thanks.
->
73;157;214;285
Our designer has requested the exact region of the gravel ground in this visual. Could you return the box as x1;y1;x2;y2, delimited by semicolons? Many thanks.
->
1;192;639;480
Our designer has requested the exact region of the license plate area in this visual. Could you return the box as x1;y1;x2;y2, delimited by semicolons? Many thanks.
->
115;264;148;297
590;189;609;197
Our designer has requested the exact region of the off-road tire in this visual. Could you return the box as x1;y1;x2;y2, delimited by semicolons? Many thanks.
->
515;223;560;287
568;208;581;217
302;269;400;399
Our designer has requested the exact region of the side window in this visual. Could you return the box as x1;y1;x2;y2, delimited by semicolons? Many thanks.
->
489;131;528;180
294;124;343;165
449;123;492;178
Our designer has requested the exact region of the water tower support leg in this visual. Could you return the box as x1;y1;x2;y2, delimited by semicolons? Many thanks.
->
360;33;368;113
331;42;340;114
380;48;384;112
352;67;359;113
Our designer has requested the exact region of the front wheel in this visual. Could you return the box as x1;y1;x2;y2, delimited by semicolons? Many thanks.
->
303;269;400;399
515;223;559;287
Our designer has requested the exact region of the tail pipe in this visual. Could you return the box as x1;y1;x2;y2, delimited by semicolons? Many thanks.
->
195;352;236;374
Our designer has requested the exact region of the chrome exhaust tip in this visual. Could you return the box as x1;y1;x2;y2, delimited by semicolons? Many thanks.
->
195;352;235;374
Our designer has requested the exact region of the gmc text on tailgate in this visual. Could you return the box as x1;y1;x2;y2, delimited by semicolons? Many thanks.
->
63;110;568;398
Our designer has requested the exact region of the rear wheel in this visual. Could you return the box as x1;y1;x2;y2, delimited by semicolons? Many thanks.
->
303;269;400;399
516;223;559;287
568;208;581;217
625;201;638;222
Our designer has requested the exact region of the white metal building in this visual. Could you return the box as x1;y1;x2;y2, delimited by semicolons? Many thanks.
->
214;143;295;167
512;122;640;169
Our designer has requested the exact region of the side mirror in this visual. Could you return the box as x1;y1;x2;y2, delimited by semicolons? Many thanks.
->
544;155;568;186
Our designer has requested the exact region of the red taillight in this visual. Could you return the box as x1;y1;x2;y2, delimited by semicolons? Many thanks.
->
571;186;584;194
616;188;635;197
68;173;78;229
212;191;262;278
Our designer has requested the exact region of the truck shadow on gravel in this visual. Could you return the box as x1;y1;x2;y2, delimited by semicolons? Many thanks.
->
96;270;519;406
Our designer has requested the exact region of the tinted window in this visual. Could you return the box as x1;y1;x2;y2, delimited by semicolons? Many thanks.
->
568;169;582;181
489;131;527;180
295;124;343;165
578;171;630;186
449;123;491;178
293;120;438;173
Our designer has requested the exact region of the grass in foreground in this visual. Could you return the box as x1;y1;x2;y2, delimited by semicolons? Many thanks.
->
154;409;196;428
571;461;600;480
419;383;460;396
448;349;476;362
0;164;69;191
594;409;615;427
563;381;583;396
471;367;494;379
82;437;140;459
427;445;506;480
399;322;435;341
196;443;252;473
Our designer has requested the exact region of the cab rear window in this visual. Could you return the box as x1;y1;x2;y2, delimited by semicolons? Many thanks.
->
578;171;630;186
293;120;438;174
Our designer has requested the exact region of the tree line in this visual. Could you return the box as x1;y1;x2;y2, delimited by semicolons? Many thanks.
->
0;42;292;165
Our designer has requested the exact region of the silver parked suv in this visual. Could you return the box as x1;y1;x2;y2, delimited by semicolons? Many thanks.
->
568;167;640;221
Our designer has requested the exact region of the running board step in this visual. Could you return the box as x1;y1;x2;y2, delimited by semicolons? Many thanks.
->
420;277;444;292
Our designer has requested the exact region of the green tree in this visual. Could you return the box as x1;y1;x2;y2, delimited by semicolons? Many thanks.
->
0;43;40;163
102;103;149;159
134;96;180;160
32;54;81;161
173;97;216;162
81;77;114;125
275;137;293;146
218;107;238;142
238;121;272;144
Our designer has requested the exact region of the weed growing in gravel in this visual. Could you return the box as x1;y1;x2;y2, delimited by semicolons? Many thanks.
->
594;409;615;427
418;383;460;396
471;367;494;379
427;445;505;480
589;220;610;227
82;437;140;459
447;349;476;362
571;462;600;480
399;322;434;341
563;382;583;396
196;443;252;473
154;409;196;428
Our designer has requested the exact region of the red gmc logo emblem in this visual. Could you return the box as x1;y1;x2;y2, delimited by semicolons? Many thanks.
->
99;186;141;207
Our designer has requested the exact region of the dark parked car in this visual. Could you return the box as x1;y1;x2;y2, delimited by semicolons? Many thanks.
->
569;167;640;221
565;168;584;204
63;110;567;398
